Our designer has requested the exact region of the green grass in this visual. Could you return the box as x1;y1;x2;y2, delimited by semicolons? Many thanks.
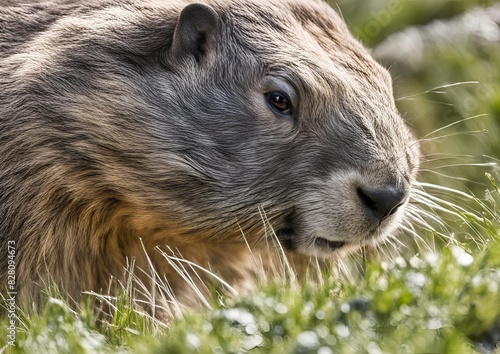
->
2;1;500;353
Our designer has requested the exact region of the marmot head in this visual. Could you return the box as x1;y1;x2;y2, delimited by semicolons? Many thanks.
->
155;0;419;256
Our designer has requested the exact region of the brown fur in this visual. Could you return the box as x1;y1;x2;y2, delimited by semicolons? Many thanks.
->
0;0;419;313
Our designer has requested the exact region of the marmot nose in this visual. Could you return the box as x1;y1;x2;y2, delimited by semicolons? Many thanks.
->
357;185;408;221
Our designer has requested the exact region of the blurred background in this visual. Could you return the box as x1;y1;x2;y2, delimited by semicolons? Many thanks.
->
330;0;500;243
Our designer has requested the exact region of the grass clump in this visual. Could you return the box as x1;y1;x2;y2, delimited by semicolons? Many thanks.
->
155;232;500;353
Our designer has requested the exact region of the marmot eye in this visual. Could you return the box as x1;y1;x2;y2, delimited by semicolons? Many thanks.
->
266;92;292;116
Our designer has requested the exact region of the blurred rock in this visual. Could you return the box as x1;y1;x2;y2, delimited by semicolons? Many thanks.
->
374;4;500;71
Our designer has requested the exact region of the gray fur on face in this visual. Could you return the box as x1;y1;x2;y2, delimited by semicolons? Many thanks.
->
0;0;419;307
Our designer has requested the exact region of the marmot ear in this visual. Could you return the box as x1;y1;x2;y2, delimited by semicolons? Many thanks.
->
171;3;219;63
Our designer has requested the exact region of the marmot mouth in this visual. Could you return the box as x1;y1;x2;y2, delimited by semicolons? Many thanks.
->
276;212;347;253
276;227;346;253
313;237;346;251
